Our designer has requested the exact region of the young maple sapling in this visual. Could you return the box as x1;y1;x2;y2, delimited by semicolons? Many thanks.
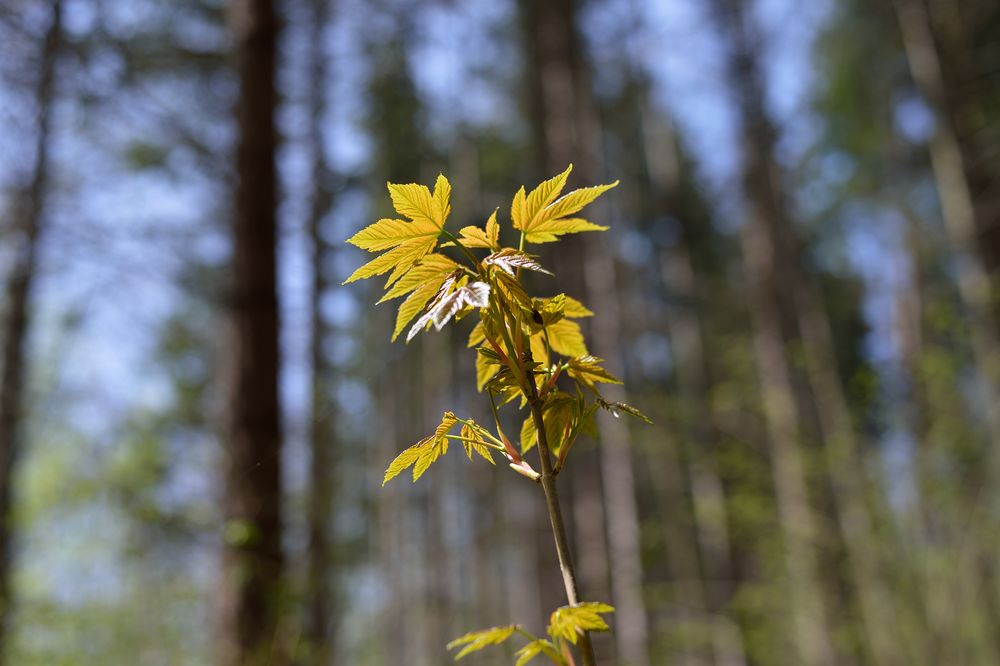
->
344;165;649;666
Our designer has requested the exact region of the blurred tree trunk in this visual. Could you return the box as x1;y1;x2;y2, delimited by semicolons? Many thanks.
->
716;0;899;664
303;0;335;660
892;0;1000;442
519;1;649;663
216;1;284;664
711;1;863;664
0;0;62;656
635;88;749;666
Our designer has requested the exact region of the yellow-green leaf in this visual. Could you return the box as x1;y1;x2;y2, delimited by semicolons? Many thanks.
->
510;186;527;231
514;639;563;666
347;217;440;252
520;415;536;454
433;174;451;224
522;164;573;229
461;423;495;464
379;254;457;303
387;182;440;227
382;436;431;485
467;321;485;348
447;625;518;660
392;269;455;341
563;295;593;318
436;411;458;439
412;436;448;482
597;398;653;424
476;349;501;392
524;217;608;244
343;235;436;284
541;182;618;222
547;603;615;645
485;209;500;247
545;319;588;357
567;356;622;391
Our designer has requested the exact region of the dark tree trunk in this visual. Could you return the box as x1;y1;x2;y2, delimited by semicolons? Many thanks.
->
0;1;62;656
216;1;284;664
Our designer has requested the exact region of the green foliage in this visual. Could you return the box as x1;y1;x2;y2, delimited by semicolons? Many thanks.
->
445;602;616;664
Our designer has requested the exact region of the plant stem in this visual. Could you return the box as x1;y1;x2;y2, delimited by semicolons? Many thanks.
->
526;373;597;666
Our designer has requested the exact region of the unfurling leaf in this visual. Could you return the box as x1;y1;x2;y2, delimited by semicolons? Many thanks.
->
484;248;552;276
547;602;615;645
447;625;518;660
461;423;495;464
407;281;491;342
393;269;460;341
567;355;622;392
436;411;458;439
597;398;653;424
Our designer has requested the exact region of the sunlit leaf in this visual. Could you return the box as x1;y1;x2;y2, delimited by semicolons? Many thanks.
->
379;254;458;303
476;350;501;392
387;181;442;228
484;248;552;276
447;625;518;660
343;235;437;284
407;281;491;342
382;436;446;485
596;398;653;424
567;356;622;391
547;603;615;645
514;639;563;666
525;217;608;244
347;217;440;252
544;319;588;358
522;165;573;228
461;423;495;464
520;415;537;454
392;269;459;341
542;182;618;222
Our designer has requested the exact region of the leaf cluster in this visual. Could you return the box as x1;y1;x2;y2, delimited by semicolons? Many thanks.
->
446;602;616;665
345;165;649;486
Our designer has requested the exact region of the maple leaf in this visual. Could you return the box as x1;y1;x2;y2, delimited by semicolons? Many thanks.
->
547;603;615;645
444;209;501;250
514;639;563;666
447;625;518;660
512;166;618;244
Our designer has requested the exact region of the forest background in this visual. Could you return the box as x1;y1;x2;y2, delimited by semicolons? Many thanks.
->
1;0;999;664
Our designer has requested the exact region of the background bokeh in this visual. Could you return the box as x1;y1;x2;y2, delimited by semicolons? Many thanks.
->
1;0;999;663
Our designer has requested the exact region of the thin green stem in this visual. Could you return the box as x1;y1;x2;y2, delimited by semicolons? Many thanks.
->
442;434;505;451
525;370;597;666
440;228;482;269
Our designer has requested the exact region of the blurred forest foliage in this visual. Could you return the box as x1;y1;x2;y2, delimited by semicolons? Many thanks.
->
1;0;999;664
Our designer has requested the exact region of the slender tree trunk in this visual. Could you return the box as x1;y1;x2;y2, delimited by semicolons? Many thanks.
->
892;0;1000;443
519;1;650;662
710;2;838;663
0;1;62;656
216;1;284;664
303;0;335;661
